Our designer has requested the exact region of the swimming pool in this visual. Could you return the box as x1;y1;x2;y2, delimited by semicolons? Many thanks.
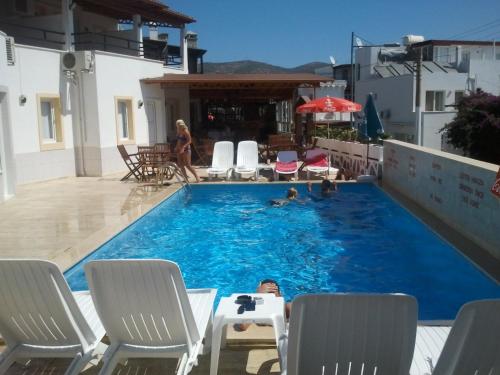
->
65;183;500;320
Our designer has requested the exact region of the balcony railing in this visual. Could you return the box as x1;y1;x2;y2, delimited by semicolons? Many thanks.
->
0;20;65;49
73;32;182;66
73;31;143;57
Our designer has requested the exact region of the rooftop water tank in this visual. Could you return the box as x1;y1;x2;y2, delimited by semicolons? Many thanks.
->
402;35;425;46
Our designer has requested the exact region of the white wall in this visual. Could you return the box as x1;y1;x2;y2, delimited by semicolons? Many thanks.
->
0;30;191;184
469;60;500;95
356;71;469;149
420;71;469;103
421;112;456;150
383;140;500;260
356;74;415;138
90;51;183;175
0;41;76;184
0;32;17;200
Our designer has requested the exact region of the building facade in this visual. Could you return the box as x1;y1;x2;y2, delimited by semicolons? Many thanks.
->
0;0;200;201
354;38;500;150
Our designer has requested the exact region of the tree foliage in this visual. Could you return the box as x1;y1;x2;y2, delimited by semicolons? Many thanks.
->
441;90;500;164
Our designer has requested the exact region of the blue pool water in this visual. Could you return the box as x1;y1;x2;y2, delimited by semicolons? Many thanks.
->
65;183;500;320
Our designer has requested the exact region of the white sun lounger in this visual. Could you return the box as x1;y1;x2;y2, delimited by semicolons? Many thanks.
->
0;259;105;375
412;299;500;375
274;150;299;181
84;259;217;375
280;293;418;375
235;141;258;180
207;141;234;180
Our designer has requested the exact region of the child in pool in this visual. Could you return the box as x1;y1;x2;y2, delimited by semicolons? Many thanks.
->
270;187;298;207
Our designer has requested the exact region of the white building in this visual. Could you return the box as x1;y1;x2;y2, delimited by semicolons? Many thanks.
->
355;37;500;150
0;0;200;201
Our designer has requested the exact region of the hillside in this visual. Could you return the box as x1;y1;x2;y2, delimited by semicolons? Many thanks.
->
203;60;330;74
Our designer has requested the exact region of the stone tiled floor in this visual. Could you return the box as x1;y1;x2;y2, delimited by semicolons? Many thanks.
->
3;346;281;375
0;174;181;271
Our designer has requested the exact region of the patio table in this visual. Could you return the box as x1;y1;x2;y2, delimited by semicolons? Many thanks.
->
210;293;286;375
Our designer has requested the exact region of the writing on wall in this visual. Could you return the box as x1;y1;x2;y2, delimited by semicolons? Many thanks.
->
459;172;485;208
386;148;399;170
429;161;443;205
408;155;416;178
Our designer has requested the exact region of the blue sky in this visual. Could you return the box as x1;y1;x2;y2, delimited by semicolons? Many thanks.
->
164;0;500;68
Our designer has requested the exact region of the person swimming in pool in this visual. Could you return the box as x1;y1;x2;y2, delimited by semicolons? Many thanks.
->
270;187;298;207
307;180;337;198
234;279;292;331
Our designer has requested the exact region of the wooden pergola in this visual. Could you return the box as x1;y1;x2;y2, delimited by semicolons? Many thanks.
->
74;0;195;27
143;73;332;102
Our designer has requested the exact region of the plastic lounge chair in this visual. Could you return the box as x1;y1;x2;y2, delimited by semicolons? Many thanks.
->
84;260;217;375
207;141;234;180
274;151;299;181
117;144;143;181
413;299;500;375
235;141;258;180
280;293;418;375
303;148;330;179
0;259;105;375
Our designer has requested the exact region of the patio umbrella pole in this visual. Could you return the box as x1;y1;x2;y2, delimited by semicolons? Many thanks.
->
366;138;370;174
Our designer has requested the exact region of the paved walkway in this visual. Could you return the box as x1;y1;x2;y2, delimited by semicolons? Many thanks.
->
0;174;180;270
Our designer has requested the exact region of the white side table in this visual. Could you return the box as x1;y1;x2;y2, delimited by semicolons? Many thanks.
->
209;293;286;375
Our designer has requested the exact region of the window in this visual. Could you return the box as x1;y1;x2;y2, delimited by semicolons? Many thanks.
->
454;91;465;104
435;47;450;64
115;97;135;144
425;91;445;111
422;45;433;61
37;95;64;150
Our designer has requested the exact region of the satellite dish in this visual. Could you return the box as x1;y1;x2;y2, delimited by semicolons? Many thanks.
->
329;56;336;66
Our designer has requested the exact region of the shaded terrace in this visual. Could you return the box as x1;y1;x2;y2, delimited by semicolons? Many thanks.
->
143;73;333;144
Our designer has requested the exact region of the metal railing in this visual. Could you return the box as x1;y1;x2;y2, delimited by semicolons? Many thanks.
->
73;31;143;57
0;20;65;49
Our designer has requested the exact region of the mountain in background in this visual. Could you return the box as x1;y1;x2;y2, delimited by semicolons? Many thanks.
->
203;60;330;74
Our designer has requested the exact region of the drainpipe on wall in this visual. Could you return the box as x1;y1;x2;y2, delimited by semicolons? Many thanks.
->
62;0;75;51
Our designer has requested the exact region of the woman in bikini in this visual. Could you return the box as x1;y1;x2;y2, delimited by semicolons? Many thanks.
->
175;119;200;183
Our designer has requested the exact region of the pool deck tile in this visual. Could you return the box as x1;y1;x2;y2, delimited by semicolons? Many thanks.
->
0;174;182;271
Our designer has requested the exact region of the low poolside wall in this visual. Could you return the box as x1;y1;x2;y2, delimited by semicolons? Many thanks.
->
383;140;500;260
315;138;383;177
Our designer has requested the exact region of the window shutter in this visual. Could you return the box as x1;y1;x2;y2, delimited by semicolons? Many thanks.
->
6;37;15;66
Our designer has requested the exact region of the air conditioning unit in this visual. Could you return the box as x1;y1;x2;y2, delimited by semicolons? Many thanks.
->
61;51;93;72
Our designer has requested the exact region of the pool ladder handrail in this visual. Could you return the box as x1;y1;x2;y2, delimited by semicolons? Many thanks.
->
169;162;192;191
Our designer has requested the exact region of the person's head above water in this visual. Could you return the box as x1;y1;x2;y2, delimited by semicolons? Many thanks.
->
321;179;332;192
287;187;298;200
321;179;337;194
